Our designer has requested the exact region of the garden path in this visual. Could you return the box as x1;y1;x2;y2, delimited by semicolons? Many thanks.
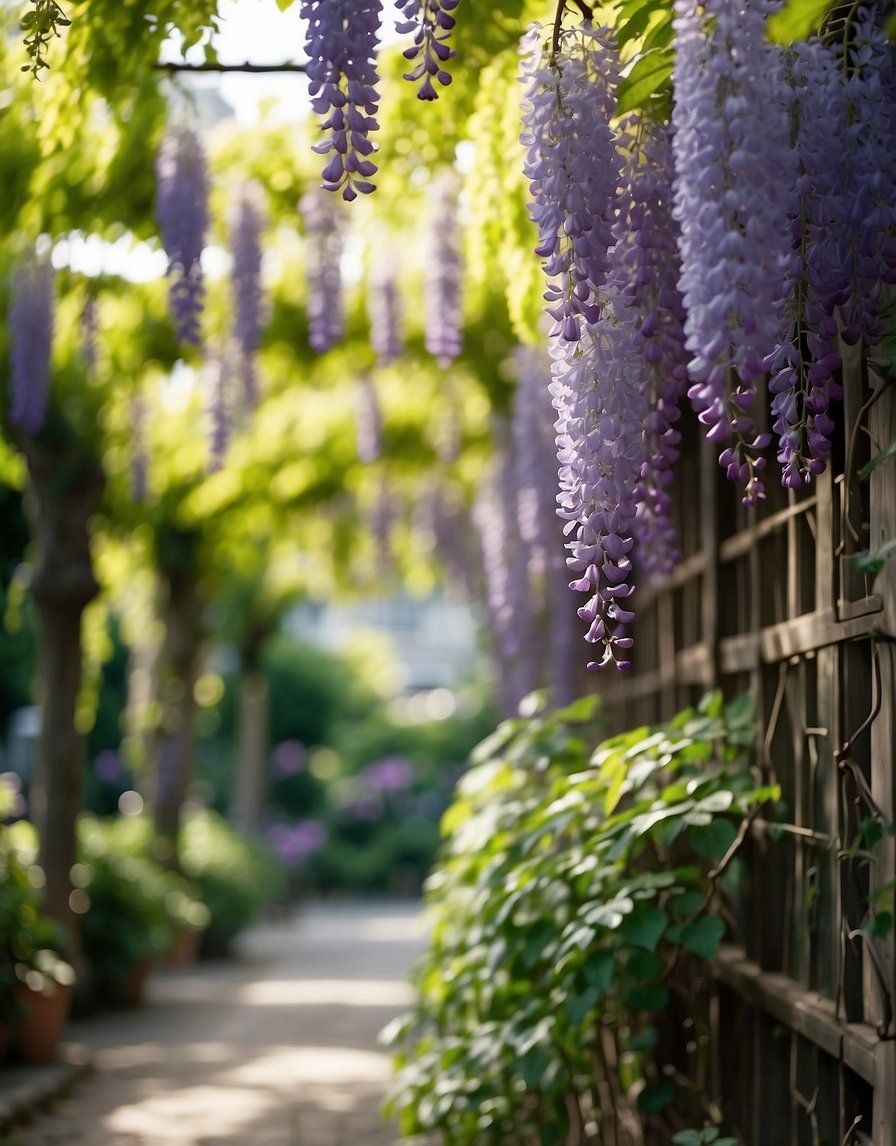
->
10;900;425;1146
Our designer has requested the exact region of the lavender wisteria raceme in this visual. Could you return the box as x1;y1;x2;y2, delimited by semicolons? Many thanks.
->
513;345;580;705
300;186;345;353
302;0;382;200
131;392;148;503
424;176;464;366
355;373;383;463
617;122;688;579
367;257;404;366
206;355;231;473
228;185;266;410
672;0;797;505
551;291;649;673
8;253;54;437
473;430;539;714
155;124;209;347
838;10;896;346
520;21;623;342
766;36;845;489
394;0;460;100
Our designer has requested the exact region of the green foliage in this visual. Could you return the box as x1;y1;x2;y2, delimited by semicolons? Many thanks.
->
74;814;209;997
0;822;74;1021
385;692;776;1142
179;808;285;954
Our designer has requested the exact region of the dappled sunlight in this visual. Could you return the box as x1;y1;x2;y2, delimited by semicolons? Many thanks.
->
234;978;415;1007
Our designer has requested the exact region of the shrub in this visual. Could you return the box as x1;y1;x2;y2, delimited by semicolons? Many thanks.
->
179;808;285;955
384;692;776;1143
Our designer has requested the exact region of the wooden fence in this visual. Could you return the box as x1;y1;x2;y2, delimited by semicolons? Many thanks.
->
597;345;896;1144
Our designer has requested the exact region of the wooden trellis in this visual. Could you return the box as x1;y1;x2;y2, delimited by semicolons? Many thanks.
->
598;345;896;1144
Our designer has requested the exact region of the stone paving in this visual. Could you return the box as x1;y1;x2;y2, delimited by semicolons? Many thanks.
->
3;901;425;1146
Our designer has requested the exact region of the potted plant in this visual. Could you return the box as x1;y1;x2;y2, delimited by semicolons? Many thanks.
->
0;823;75;1064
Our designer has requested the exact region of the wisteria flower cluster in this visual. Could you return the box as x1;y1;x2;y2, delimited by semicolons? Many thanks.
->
155;124;209;347
394;0;460;100
520;22;622;343
519;2;896;671
8;252;54;437
300;186;346;353
302;0;383;200
424;176;464;366
228;185;266;411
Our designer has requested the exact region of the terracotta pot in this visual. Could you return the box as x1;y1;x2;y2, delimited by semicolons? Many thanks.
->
97;959;152;1009
13;981;73;1064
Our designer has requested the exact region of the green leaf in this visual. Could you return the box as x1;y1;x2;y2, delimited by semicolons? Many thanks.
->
680;915;726;961
690;818;737;861
583;950;615;993
862;911;894;941
629;1025;658;1052
274;0;297;8
637;1079;675;1114
859;437;896;480
852;538;896;580
766;0;833;43
626;982;669;1012
615;49;674;116
619;906;668;952
565;986;600;1027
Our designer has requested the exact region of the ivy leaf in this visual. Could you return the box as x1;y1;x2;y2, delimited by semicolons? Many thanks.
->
690;818;737;861
619;906;668;952
680;915;726;960
637;1079;675;1114
583;949;615;992
766;0;833;42
615;49;674;116
626;982;669;1011
858;436;896;480
852;538;896;580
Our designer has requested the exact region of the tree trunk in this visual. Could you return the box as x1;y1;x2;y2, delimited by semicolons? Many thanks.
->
150;567;204;855
229;669;270;834
20;438;103;950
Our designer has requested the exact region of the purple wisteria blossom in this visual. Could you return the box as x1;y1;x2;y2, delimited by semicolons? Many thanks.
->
672;0;797;505
355;374;383;463
229;184;266;410
300;185;345;352
473;425;539;712
364;755;414;792
766;38;845;488
616;122;688;579
839;11;896;346
513;345;580;705
394;0;459;100
551;290;648;672
271;740;307;778
8;253;54;437
302;0;382;200
155;124;209;347
520;21;623;342
131;391;148;502
367;258;404;366
206;356;231;473
424;176;464;366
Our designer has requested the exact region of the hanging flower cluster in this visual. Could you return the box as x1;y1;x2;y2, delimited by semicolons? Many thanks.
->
155;124;209;347
228;185;266;411
520;1;896;670
394;0;461;100
367;257;404;366
424;176;464;366
302;0;383;200
8;252;54;437
300;186;346;353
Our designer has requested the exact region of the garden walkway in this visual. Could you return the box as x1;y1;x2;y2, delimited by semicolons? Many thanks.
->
4;900;425;1146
